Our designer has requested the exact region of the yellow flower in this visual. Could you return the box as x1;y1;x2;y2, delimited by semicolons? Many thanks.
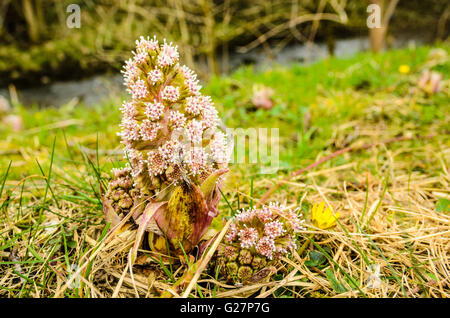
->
311;202;340;229
398;64;410;74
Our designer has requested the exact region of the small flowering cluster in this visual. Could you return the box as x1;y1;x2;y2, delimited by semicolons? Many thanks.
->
118;36;231;193
225;203;305;260
106;167;140;215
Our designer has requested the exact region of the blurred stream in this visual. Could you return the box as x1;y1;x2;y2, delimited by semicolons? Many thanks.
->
0;36;423;107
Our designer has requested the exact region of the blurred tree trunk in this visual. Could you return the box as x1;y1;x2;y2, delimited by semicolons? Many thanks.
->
201;0;219;75
22;0;46;43
370;24;386;53
437;4;450;40
369;0;399;52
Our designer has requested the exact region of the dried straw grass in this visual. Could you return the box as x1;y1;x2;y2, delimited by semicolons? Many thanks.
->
73;139;449;298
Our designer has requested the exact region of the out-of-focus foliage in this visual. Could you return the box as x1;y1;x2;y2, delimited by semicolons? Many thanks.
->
1;0;448;86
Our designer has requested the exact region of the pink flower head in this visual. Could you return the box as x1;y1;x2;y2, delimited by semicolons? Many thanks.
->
274;246;287;258
130;79;149;100
224;202;304;262
210;131;229;165
140;120;161;141
126;148;145;178
268;201;285;214
120;101;136;120
225;223;238;243
180;65;201;95
159;140;181;163
144;101;165;121
135;36;159;53
186;119;203;144
157;40;179;67
285;209;305;232
285;235;297;251
133;50;148;66
147;150;167;176
112;166;132;179
238;227;259;249
148;69;163;85
185;96;204;116
186;147;208;175
180;65;197;82
201;103;219;129
236;208;256;223
256;236;276;260
119;118;141;141
257;206;273;222
258;206;274;223
186;79;201;95
264;220;285;238
168;110;186;129
161;85;180;102
123;58;139;88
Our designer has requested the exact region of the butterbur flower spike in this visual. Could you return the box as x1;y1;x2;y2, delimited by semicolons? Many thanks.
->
210;203;305;284
102;36;231;263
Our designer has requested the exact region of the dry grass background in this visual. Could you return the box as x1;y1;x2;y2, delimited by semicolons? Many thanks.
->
90;140;449;297
24;124;447;298
1;126;448;298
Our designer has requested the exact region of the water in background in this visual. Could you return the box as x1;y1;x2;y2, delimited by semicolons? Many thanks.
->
0;36;422;107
